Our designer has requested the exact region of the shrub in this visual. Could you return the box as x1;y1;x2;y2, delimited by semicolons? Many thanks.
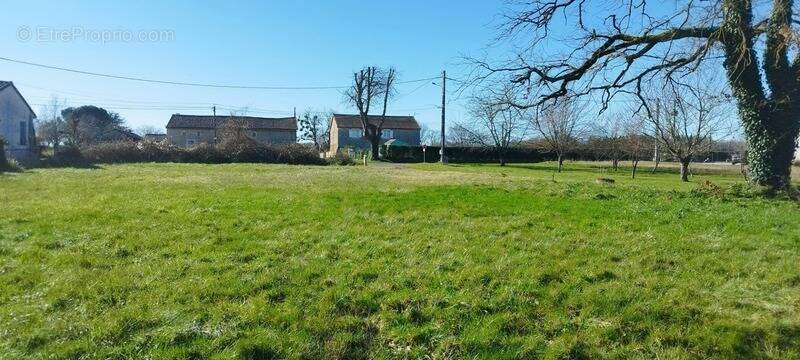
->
275;143;326;165
1;158;23;172
692;180;725;197
0;138;22;172
0;138;8;170
70;141;326;166
217;136;269;163
38;146;91;168
330;152;356;166
381;144;553;163
83;141;142;163
181;143;227;164
139;141;185;163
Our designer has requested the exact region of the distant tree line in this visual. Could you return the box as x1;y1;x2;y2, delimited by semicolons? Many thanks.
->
448;78;740;181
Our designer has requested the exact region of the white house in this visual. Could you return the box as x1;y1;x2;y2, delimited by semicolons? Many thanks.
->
0;81;37;163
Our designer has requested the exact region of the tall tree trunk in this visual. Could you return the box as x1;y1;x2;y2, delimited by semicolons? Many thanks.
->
650;153;660;174
650;144;661;174
370;138;380;161
631;159;639;179
557;154;564;173
722;0;799;189
612;158;619;171
679;158;690;182
499;155;506;166
740;107;798;188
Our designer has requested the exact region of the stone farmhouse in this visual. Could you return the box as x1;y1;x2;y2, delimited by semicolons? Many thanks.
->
166;114;297;147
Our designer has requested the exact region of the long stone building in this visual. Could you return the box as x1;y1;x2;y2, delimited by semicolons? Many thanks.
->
166;114;297;147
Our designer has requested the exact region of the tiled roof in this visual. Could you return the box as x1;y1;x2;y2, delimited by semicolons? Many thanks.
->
166;114;297;130
110;128;142;141
332;114;420;130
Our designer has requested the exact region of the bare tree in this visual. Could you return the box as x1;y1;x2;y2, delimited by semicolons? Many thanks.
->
36;97;67;154
217;115;252;146
532;99;586;172
134;125;163;137
447;124;479;146
644;84;732;181
419;124;441;146
595;112;626;170
343;66;397;160
460;87;528;166
298;109;331;152
472;0;800;190
620;114;651;179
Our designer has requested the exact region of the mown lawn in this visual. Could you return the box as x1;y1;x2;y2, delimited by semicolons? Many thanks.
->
1;162;799;359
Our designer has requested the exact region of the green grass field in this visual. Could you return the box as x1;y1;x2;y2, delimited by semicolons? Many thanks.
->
1;162;799;359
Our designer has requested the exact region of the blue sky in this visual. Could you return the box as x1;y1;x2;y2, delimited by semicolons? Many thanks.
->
0;0;506;132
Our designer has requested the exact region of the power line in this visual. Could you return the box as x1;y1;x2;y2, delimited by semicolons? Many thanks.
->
0;56;439;90
393;81;431;101
20;83;232;106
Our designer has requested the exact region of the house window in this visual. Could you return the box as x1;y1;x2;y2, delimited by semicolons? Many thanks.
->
187;139;196;146
349;128;363;138
196;131;201;137
251;132;257;137
381;129;393;139
19;121;27;146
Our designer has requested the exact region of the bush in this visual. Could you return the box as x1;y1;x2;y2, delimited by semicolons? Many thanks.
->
275;143;326;165
139;141;185;163
217;136;269;163
0;138;8;170
181;143;228;164
38;146;91;168
330;152;356;166
83;142;142;163
0;138;22;172
1;158;23;172
381;144;553;163
66;141;327;166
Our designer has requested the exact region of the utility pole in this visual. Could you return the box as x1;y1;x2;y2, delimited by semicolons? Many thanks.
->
440;70;447;164
651;99;661;173
212;105;217;144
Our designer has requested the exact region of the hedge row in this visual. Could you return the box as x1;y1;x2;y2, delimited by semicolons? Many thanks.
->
0;139;12;171
380;144;555;163
48;141;327;166
381;144;745;164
